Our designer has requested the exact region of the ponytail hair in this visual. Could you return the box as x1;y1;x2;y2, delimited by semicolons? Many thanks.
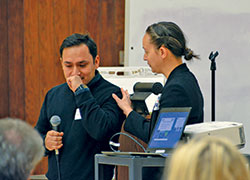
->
146;22;199;60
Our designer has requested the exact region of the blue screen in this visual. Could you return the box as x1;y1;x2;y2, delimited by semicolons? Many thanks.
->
148;111;189;149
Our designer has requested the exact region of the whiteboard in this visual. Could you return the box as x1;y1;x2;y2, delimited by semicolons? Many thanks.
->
125;0;250;153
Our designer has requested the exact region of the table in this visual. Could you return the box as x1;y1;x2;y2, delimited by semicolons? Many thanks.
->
29;175;47;180
95;154;166;180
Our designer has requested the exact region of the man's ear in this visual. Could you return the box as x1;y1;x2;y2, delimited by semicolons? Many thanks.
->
60;57;64;67
159;46;168;59
94;55;100;69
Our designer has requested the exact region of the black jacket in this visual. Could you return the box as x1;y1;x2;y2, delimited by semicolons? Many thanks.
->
124;63;204;143
35;71;125;180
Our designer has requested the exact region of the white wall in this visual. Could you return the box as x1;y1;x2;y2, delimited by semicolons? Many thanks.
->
124;0;250;153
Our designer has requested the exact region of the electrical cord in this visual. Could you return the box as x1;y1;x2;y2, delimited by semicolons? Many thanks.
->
55;154;61;180
109;132;147;153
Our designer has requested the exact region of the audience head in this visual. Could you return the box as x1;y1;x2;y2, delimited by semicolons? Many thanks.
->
145;21;199;60
166;136;250;180
0;118;44;180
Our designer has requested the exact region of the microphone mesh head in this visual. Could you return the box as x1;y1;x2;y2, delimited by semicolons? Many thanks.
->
50;115;61;127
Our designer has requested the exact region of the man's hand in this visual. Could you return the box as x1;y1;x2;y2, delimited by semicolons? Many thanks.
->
66;75;83;92
45;130;64;151
112;88;133;117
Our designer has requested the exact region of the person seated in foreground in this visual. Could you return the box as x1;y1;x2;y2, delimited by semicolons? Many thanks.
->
165;136;250;180
0;117;44;180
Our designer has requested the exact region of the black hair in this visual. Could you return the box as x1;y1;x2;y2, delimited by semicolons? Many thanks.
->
59;33;97;61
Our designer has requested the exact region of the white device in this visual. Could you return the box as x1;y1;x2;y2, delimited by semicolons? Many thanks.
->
182;121;246;149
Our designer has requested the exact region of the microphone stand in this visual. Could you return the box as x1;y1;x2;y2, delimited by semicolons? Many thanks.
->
209;51;219;122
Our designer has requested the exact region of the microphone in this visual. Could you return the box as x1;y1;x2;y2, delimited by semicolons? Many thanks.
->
50;115;61;155
133;82;163;95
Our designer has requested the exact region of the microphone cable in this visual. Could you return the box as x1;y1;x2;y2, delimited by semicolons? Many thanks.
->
109;132;147;153
55;153;61;180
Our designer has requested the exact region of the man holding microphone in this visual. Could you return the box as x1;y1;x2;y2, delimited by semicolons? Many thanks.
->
35;33;124;180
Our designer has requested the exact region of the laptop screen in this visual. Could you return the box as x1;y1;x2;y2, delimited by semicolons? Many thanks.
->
148;107;191;150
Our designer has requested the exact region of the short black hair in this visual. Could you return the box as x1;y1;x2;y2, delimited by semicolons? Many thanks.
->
59;33;97;61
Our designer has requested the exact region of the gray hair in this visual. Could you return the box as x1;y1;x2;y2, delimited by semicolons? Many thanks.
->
0;118;44;180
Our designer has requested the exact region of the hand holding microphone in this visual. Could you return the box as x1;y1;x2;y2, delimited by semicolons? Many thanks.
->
48;115;63;180
45;115;63;154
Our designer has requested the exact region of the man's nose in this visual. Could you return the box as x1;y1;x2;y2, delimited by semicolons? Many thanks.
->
72;67;80;75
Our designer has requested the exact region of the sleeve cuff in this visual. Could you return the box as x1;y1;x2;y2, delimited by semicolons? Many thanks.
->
74;84;89;96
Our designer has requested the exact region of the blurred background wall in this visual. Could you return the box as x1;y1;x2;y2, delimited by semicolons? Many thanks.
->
0;0;125;175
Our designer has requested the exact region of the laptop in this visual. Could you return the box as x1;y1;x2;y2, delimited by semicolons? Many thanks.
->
102;107;192;157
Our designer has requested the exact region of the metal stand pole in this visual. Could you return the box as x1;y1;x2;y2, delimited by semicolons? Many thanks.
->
209;51;219;122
